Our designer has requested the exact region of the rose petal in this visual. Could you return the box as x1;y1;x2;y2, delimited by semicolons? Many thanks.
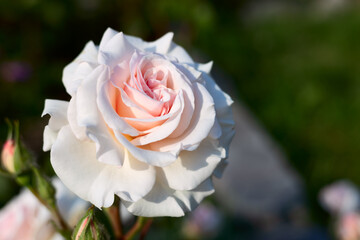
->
97;71;140;137
166;41;194;64
51;125;156;208
76;65;126;166
99;28;118;51
113;131;177;167
201;74;235;177
125;32;174;54
160;139;224;191
43;126;57;152
131;90;184;145
154;68;195;139
42;100;69;151
63;41;98;96
122;178;214;217
67;96;88;141
149;82;216;154
188;61;213;74
98;32;136;68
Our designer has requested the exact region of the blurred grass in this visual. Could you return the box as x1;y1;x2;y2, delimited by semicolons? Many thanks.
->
0;0;360;232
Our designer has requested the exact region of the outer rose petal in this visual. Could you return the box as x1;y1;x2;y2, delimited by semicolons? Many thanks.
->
167;41;194;64
200;74;235;177
76;65;126;166
51;125;156;208
67;96;88;141
63;41;98;96
124;32;174;54
122;178;214;217
160;139;225;191
42;100;69;151
98;32;136;68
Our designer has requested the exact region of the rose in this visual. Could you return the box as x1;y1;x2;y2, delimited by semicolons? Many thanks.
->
0;179;88;240
43;28;235;217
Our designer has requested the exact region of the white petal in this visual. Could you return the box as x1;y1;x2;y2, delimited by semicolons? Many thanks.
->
160;139;224;191
202;74;234;117
188;61;213;74
124;32;174;54
43;126;57;151
99;28;119;51
123;178;214;217
167;41;194;63
76;65;125;166
51;125;156;208
201;74;235;177
67;96;87;141
76;65;108;127
42;100;69;130
98;32;136;68
201;74;235;149
113;131;177;167
42;100;69;151
63;41;98;96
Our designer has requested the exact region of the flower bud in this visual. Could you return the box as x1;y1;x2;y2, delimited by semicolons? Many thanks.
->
1;139;15;173
1;120;32;186
72;207;109;240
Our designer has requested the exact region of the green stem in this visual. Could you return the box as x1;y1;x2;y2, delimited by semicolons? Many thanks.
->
28;187;71;233
124;217;152;240
139;218;153;240
104;197;123;239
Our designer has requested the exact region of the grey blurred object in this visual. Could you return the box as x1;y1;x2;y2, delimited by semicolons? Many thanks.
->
211;65;304;220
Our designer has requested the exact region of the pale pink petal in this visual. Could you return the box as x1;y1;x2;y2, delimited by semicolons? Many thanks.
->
131;90;184;145
97;71;139;137
149;82;216;154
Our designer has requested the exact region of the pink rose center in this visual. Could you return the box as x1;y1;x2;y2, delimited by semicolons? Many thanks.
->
110;53;177;132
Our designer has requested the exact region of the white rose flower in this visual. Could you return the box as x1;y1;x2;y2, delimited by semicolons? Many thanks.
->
43;28;235;217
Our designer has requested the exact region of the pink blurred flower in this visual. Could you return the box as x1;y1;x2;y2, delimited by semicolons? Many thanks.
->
0;179;88;240
319;180;360;216
337;213;360;240
0;190;56;240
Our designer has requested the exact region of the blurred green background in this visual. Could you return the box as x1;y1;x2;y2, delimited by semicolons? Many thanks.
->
1;0;360;238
